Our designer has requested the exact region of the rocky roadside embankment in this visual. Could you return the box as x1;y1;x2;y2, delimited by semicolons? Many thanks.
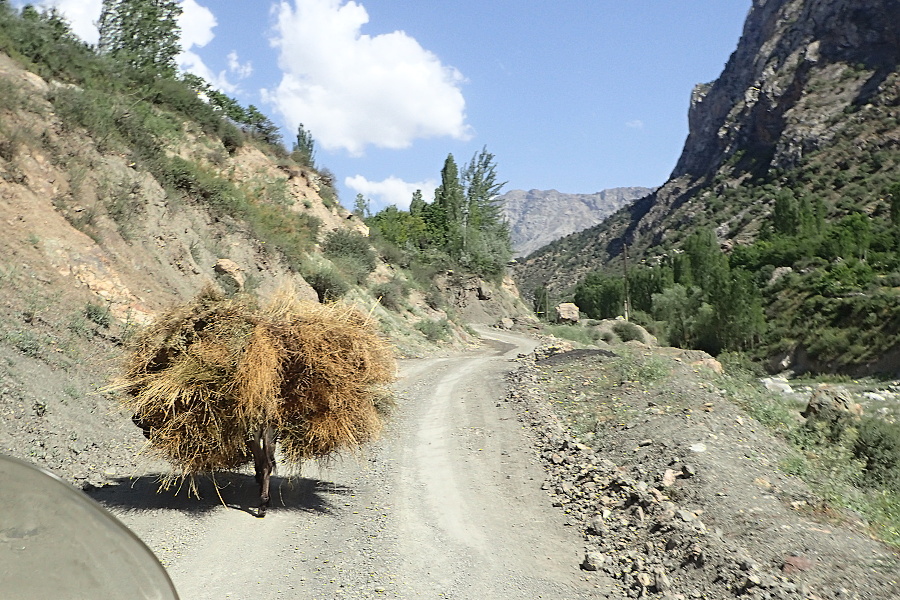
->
505;343;900;600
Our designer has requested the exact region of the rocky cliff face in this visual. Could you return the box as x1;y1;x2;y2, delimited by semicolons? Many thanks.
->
501;187;652;257
674;0;900;179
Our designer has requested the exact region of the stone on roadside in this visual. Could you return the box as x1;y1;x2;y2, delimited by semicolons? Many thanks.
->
581;551;607;571
781;554;814;574
587;514;607;536
761;377;794;394
662;469;678;487
677;509;696;522
654;568;672;593
213;258;245;290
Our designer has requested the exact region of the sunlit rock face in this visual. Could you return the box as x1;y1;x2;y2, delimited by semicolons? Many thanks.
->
501;187;653;257
673;0;900;180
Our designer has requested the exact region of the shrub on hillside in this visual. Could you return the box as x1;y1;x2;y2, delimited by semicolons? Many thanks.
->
322;230;377;281
423;287;445;311
302;264;350;302
85;302;111;328
613;321;645;343
854;417;900;491
247;204;320;269
371;279;408;312
371;237;410;269
416;318;451;342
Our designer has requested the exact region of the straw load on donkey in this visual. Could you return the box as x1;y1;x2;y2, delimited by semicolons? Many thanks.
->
110;285;396;516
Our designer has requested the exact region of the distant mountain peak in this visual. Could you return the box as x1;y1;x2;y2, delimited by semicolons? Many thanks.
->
500;187;654;257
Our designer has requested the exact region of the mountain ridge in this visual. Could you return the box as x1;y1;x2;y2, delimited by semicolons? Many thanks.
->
500;186;653;257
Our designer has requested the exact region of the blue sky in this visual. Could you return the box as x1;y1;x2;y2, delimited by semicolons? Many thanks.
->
26;1;751;210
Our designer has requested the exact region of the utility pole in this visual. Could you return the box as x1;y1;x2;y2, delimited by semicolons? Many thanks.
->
623;240;630;322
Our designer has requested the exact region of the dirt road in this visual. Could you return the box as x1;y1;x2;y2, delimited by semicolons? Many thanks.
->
96;328;600;599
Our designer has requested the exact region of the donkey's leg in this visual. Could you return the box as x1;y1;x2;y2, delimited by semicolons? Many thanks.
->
246;426;269;516
247;428;264;485
258;425;276;516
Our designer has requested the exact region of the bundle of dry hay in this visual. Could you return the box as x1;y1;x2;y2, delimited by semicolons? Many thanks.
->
110;284;396;478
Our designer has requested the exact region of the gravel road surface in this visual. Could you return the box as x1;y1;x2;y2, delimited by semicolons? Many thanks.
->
96;328;599;599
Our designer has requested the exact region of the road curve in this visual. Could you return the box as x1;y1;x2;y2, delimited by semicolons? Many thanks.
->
101;328;597;599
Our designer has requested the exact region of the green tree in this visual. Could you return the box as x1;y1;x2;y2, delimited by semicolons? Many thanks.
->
409;189;426;217
98;0;182;75
421;154;462;249
367;205;427;249
888;183;900;228
293;122;316;167
628;264;674;314
574;272;625;320
711;268;766;352
433;154;464;252
244;104;282;145
459;147;511;276
652;284;713;349
820;213;872;260
353;193;370;219
186;79;249;124
772;189;800;236
797;194;825;238
213;91;249;124
679;228;729;293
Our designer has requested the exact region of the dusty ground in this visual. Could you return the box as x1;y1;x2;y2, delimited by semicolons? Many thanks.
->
4;327;603;599
92;327;608;599
510;343;900;600
3;326;900;599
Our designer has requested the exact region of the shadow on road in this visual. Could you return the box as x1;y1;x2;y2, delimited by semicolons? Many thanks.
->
87;472;354;517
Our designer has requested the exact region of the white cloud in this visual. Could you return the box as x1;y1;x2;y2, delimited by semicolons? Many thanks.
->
31;0;214;52
227;51;253;80
175;0;222;84
345;175;437;210
626;119;645;129
179;0;216;49
33;0;102;45
265;0;471;156
181;49;250;94
178;49;237;91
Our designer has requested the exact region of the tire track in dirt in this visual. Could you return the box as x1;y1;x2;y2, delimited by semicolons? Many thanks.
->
108;329;602;599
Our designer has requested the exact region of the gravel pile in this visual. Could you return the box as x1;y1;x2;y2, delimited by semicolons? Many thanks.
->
505;345;900;600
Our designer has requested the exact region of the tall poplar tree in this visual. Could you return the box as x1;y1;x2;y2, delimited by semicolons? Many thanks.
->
461;147;511;275
426;154;464;250
98;0;182;75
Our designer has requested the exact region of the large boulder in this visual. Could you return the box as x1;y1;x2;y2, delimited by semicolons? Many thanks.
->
555;303;580;324
802;386;863;420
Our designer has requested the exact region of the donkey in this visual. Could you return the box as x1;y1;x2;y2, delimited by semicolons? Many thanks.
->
132;415;277;517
